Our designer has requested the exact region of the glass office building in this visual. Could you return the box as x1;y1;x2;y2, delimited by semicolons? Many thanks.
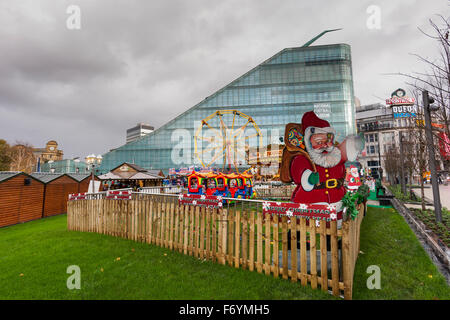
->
99;43;356;175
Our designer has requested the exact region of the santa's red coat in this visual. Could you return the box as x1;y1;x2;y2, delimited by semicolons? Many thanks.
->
290;154;346;204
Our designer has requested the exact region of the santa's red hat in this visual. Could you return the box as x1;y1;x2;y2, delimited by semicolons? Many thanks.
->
301;111;336;148
302;111;330;131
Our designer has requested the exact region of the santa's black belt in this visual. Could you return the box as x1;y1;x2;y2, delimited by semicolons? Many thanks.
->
313;178;345;190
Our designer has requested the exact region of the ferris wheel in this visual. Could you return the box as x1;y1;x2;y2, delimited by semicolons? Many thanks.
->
194;110;263;173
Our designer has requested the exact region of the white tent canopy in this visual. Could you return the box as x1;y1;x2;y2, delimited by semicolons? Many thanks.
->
98;172;122;180
128;172;163;180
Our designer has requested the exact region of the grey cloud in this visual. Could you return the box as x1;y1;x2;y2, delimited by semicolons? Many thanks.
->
0;0;448;159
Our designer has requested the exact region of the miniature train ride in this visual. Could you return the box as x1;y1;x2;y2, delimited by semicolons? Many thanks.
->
186;171;256;199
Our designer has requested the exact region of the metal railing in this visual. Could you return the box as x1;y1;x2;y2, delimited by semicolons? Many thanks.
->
140;186;183;194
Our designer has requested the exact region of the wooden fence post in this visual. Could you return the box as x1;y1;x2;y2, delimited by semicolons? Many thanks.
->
220;209;227;265
189;205;195;256
330;220;339;297
257;212;263;274
242;210;248;270
310;219;318;289
195;206;200;257
249;211;255;272
264;214;271;276
300;218;307;285
227;209;234;266
290;217;298;282
234;209;240;268
320;220;328;291
200;206;205;260
273;214;279;279
281;215;288;279
174;202;179;251
211;208;217;263
342;220;352;300
183;205;189;255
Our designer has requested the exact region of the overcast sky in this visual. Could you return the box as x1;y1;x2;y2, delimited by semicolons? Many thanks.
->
0;0;448;159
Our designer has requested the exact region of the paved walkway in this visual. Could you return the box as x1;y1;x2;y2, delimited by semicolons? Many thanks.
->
404;203;435;210
412;185;450;210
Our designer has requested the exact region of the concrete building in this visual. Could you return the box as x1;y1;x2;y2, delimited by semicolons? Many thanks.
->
126;123;154;144
356;102;446;182
356;103;395;179
33;140;64;163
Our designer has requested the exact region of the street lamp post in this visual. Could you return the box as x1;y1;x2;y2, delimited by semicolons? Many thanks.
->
399;131;407;196
48;160;54;173
422;90;443;223
86;154;102;194
377;131;383;181
91;163;96;194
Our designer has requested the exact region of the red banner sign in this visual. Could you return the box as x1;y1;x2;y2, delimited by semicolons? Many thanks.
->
386;97;415;106
106;190;132;200
178;194;223;209
69;193;86;201
262;201;340;222
439;132;450;160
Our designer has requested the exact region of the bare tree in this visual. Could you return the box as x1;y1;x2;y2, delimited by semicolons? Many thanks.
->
384;145;401;185
9;142;36;173
0;139;12;171
397;14;450;167
408;89;428;209
411;122;429;210
403;135;415;196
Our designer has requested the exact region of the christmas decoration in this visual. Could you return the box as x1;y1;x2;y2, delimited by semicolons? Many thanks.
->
261;201;340;221
68;193;87;201
106;190;132;200
341;184;369;220
178;194;222;209
346;165;362;191
280;111;365;225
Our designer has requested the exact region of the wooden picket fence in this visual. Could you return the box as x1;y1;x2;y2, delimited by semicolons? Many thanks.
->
67;193;365;299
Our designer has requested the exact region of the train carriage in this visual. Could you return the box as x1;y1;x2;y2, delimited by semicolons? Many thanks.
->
187;170;255;199
241;172;256;199
187;171;207;195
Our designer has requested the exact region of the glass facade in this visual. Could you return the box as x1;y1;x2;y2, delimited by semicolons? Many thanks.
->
99;44;356;175
41;159;89;174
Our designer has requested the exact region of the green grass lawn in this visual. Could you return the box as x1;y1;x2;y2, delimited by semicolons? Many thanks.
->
0;214;334;300
353;206;449;300
0;207;448;300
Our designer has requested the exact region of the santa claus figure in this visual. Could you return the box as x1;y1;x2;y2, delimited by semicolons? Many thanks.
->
282;111;364;227
346;165;362;191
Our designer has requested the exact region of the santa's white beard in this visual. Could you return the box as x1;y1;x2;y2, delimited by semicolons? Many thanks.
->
307;144;342;168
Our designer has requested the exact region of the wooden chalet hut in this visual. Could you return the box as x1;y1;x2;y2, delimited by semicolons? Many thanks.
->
99;162;164;190
66;173;100;193
30;173;79;217
146;169;165;178
0;172;45;228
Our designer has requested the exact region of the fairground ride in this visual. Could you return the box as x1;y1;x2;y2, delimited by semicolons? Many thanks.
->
194;110;263;173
